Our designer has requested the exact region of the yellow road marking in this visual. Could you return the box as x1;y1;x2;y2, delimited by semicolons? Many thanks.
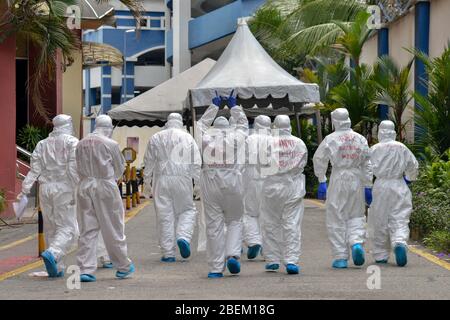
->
0;235;37;252
409;245;450;271
0;260;43;282
306;199;450;271
0;200;150;282
125;200;150;223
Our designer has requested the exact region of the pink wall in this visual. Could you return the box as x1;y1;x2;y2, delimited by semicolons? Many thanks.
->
0;35;17;218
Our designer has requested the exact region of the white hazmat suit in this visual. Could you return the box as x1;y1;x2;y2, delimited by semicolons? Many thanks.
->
313;108;372;267
261;115;307;274
242;115;272;259
368;120;418;266
76;115;133;280
144;114;201;261
196;103;248;276
21;114;79;277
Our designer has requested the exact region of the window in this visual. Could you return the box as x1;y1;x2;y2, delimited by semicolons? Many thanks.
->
135;48;165;66
140;18;148;28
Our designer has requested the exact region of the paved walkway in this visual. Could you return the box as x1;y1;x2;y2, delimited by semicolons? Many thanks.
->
0;200;449;299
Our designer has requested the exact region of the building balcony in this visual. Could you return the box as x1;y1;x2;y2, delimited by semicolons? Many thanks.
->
166;0;265;63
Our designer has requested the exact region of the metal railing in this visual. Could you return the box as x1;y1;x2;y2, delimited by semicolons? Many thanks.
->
16;145;31;180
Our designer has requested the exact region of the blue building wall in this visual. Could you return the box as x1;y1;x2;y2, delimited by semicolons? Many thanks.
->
83;9;167;122
166;0;266;61
414;1;430;142
377;28;390;120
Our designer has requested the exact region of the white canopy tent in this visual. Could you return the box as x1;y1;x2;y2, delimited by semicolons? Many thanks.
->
108;58;216;127
188;19;320;111
187;19;321;140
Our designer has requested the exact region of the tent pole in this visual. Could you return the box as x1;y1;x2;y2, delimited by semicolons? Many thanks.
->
315;109;323;143
295;110;301;139
190;93;196;137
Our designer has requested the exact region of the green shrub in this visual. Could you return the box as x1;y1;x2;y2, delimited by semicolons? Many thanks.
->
292;118;320;197
17;124;49;153
423;231;450;254
411;150;450;239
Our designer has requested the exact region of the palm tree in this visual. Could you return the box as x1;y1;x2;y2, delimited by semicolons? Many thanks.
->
249;0;368;62
412;45;450;157
0;0;142;123
330;63;378;142
300;11;377;141
331;12;373;68
302;55;348;136
373;56;413;142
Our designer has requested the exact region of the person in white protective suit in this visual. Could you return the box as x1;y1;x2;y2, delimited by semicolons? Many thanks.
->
76;115;134;282
260;115;308;274
313;108;372;269
196;92;248;278
242;115;272;260
97;233;113;268
368;120;418;267
19;114;79;278
143;113;201;262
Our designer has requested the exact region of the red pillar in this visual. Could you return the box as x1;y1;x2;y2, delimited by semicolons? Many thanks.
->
0;35;17;218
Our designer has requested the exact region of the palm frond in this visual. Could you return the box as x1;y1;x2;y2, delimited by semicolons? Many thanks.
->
411;44;450;155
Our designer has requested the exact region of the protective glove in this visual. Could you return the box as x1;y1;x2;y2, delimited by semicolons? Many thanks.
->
404;176;411;186
317;182;327;200
212;91;221;107
16;192;24;201
365;187;373;206
224;90;237;108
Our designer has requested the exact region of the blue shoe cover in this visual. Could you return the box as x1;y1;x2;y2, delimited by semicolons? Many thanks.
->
116;263;135;279
286;264;300;274
226;257;241;274
177;239;191;259
161;256;176;262
56;270;64;278
352;243;365;266
41;250;58;277
247;244;261;260
394;244;408;267
265;263;279;271
208;272;223;278
332;259;348;268
80;274;96;282
102;262;114;269
376;259;388;264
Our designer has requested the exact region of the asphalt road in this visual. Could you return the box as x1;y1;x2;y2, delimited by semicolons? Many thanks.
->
0;200;449;300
